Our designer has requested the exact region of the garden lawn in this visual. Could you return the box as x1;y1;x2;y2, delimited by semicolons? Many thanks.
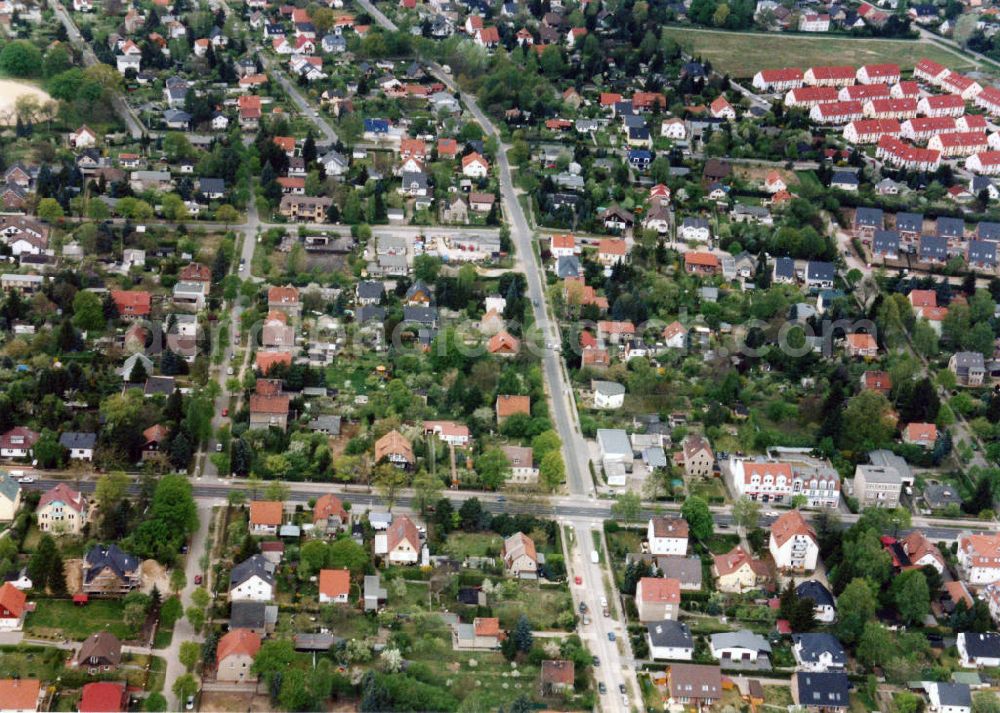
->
658;27;980;77
0;645;66;680
492;583;574;630
443;532;504;559
27;599;134;641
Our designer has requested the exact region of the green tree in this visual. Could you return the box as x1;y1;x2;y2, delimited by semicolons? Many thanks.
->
172;674;198;703
170;568;186;593
72;289;105;331
539;450;565;491
475;448;509;490
611;491;642;523
95;471;130;520
731;497;760;530
411;470;442;515
0;40;42;77
328;538;369;574
413;254;441;283
840;390;895;452
191;587;210;609
513;614;533;652
216;204;239;227
185;606;205;632
143;693;167;711
36;197;64;222
836;578;878;645
681;496;714;541
251;639;296;683
373;464;409;510
891;569;930;625
530;430;561;460
857;621;892;671
179;641;200;672
27;534;65;594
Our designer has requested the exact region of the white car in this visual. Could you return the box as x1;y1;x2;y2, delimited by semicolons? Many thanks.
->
17;476;34;484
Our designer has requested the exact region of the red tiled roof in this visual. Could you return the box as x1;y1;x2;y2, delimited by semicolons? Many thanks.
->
80;682;126;713
217;628;262;663
249;500;283;526
319;568;350;598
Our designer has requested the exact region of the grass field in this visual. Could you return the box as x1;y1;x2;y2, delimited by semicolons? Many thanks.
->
27;599;135;641
661;27;979;77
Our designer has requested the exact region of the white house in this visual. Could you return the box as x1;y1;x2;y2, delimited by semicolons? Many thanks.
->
229;555;276;602
461;152;490;178
661;118;687;139
926;682;972;713
646;620;694;660
592;380;625;409
957;632;1000;668
318;569;350;604
709;631;771;665
958;532;1000;584
647;517;689;556
769;510;819;572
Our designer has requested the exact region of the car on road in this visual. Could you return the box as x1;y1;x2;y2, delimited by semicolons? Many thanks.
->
619;684;626;695
592;656;600;666
222;408;229;417
578;602;587;614
496;496;505;502
227;367;234;375
186;695;195;710
574;575;582;585
16;476;33;484
194;574;202;585
598;683;606;695
216;443;223;452
607;632;615;642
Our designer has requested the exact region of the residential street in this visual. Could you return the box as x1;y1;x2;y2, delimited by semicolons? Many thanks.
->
163;503;214;710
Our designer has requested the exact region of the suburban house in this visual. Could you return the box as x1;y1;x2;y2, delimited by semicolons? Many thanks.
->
949;352;986;386
647;517;689;556
74;632;122;671
647;620;694;660
229;555;277;602
958;632;1000;667
636;577;681;622
216;629;262;683
958;532;1000;584
79;683;127;713
453;616;504;651
796;580;836;623
502;532;539;578
374;430;414;468
0;582;26;631
318;569;351;604
926;682;972;713
667;664;722;708
502;445;539;485
496;395;531;423
540;660;575;695
769;510;819;572
0;427;38;459
313;494;349;535
713;545;769;593
83;545;141;595
36;484;88;535
378;515;420;565
0;471;20;523
853;464;902;509
709;631;772;667
681;434;714;477
792;633;847;672
60;432;97;461
249;501;283;536
793;672;850;712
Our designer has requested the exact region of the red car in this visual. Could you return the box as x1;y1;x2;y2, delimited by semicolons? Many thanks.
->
194;574;202;585
222;408;229;417
574;576;583;585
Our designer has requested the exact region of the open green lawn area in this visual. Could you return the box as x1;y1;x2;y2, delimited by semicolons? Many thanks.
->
660;27;979;77
443;532;504;559
0;645;67;680
492;583;574;631
27;599;135;641
400;615;548;710
764;684;793;708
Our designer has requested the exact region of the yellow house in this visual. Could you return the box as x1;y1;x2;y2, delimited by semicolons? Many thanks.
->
712;546;768;593
0;471;21;523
